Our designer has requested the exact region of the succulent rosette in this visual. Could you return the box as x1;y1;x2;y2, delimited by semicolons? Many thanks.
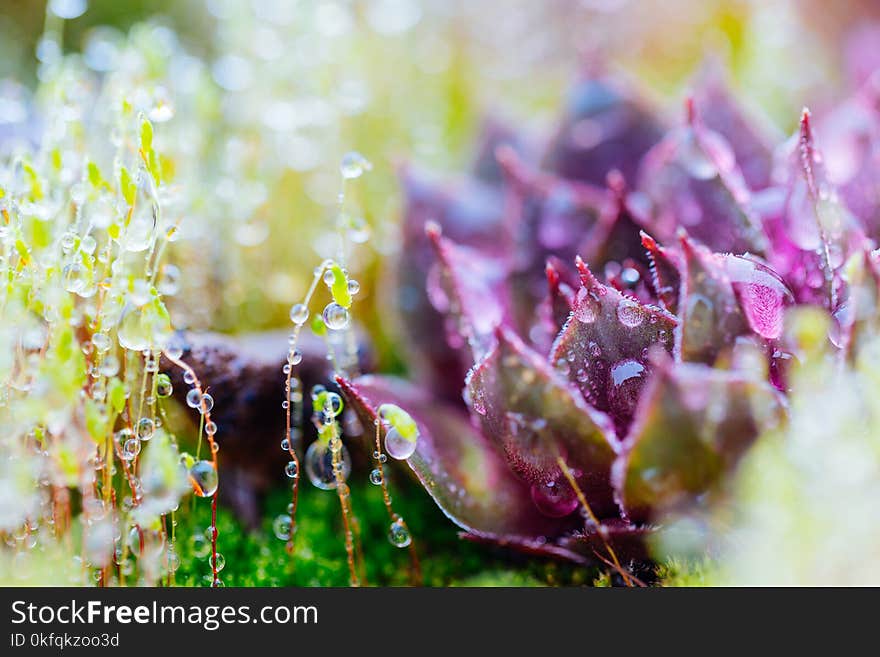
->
339;63;880;565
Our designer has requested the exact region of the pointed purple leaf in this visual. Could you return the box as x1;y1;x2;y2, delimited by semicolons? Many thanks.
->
692;60;778;190
832;247;880;357
543;68;664;186
425;224;509;362
614;356;783;522
816;79;880;243
677;233;750;364
764;110;868;310
544;256;578;338
725;254;794;341
497;148;607;340
336;375;564;540
458;533;591;565
470;115;530;185
466;326;619;519
461;519;652;566
548;257;678;438
396;165;507;401
581;171;653;272
844;24;880;90
637;100;768;255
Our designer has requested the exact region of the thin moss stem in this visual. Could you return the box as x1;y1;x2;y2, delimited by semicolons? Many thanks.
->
555;456;633;587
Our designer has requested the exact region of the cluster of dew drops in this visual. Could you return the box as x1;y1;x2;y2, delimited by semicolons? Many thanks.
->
271;151;416;555
0;103;223;585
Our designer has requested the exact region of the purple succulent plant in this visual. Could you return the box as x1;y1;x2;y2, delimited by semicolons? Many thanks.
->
339;64;880;566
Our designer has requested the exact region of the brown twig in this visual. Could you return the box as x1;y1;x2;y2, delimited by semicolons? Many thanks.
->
556;456;633;587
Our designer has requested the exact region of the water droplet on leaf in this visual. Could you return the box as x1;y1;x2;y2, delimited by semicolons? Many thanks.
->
384;426;417;460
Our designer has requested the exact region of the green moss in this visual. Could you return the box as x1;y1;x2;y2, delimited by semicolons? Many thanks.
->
173;476;595;587
655;557;716;587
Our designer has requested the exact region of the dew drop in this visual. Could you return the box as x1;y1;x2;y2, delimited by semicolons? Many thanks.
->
116;310;148;352
149;99;175;123
199;393;214;414
273;514;293;541
340;151;372;179
388;519;411;548
384;426;417;460
369;468;383;486
136;418;155;441
680;133;718;180
610;359;646;387
49;0;87;20
91;332;112;353
156;373;173;398
575;299;596;323
323;391;344;417
322;302;350;330
191;533;211;559
284;460;299;479
621;267;640;286
165;548;181;573
99;355;120;377
348;216;370;243
305;441;351;490
127;526;142;554
289;303;309;325
61;232;77;252
616;298;644;327
63;263;88;295
185;388;202;408
122;438;141;461
157;263;181;296
530;480;579;518
686;293;714;332
189;460;218;497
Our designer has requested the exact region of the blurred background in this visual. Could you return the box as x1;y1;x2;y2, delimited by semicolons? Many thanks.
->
2;0;880;587
1;0;876;371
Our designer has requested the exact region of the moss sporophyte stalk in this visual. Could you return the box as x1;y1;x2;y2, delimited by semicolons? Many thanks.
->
0;72;223;584
278;152;422;586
